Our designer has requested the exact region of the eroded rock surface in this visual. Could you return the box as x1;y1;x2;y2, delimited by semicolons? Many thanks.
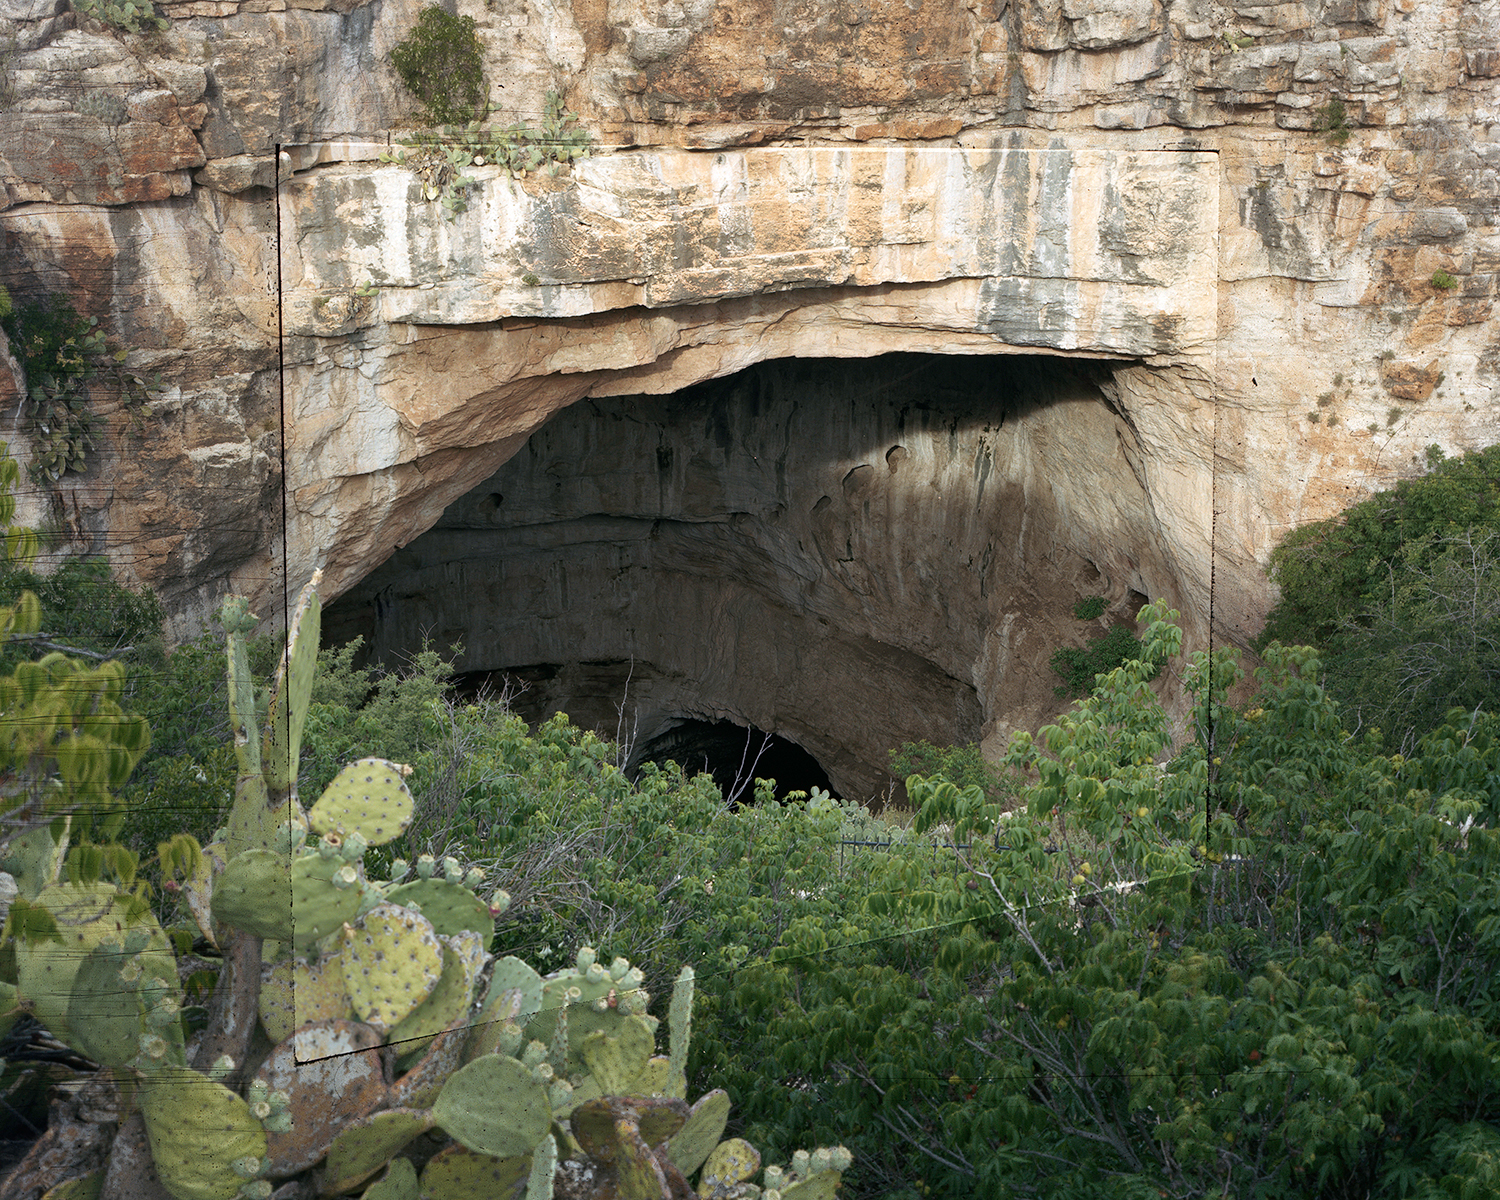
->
0;0;1496;756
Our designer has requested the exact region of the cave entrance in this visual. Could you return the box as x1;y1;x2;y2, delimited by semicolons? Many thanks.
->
326;352;1184;804
630;719;840;805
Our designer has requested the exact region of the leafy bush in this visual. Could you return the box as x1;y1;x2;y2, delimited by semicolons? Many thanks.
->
1071;594;1107;621
72;0;168;34
1049;623;1145;698
1260;442;1500;748
0;290;160;480
390;6;487;126
716;604;1500;1198
887;739;1018;810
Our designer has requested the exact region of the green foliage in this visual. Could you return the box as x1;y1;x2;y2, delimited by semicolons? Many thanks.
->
2;578;848;1200
1260;442;1500;748
1071;594;1107;621
887;739;1016;810
1431;269;1460;290
1049;622;1146;698
379;93;591;219
0;291;161;481
1317;96;1352;143
72;0;168;33
709;605;1500;1198
390;6;486;127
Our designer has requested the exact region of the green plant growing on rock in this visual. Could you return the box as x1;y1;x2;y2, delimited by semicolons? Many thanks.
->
1431;269;1460;290
1;575;851;1200
379;92;591;220
390;6;487;127
1316;97;1352;144
72;0;169;34
1049;608;1147;699
0;291;162;482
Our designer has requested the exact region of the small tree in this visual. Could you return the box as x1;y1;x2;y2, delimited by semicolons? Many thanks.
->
390;6;488;126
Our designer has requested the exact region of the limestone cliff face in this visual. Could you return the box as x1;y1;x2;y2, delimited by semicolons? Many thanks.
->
2;0;1498;781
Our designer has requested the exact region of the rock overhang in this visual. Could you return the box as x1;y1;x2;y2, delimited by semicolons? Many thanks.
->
278;139;1220;628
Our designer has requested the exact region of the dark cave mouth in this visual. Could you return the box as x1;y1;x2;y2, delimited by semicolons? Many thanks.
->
630;719;840;805
328;350;1153;804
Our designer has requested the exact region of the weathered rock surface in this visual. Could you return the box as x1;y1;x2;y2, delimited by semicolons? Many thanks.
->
0;0;1497;779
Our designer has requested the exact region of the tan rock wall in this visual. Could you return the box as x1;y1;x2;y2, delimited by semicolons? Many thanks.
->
0;0;1496;760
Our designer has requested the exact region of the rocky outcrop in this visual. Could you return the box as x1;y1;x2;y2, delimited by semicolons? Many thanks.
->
1;0;1498;782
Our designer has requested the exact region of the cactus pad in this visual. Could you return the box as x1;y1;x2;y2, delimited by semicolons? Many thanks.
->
359;1156;418;1200
388;1015;470;1111
309;759;414;848
341;903;443;1034
698;1138;761;1193
138;1065;268;1200
254;1020;387;1175
417;1143;529;1200
210;850;294;943
667;1089;730;1177
432;1052;552;1159
668;966;693;1081
467;957;543;1062
781;1171;845;1200
259;948;351;1044
16;881;168;1042
67;942;180;1068
321;1108;435;1195
626;1055;685;1100
388;932;483;1066
38;1170;104;1200
290;852;364;953
261;580;320;794
525;1133;556;1200
384;878;493;941
526;960;652;1074
579;1013;655;1096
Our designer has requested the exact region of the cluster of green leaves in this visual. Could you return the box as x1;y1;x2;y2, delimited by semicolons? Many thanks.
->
8;519;1497;1200
0;291;160;482
72;0;168;34
1049;622;1146;699
887;739;1018;811
708;605;1500;1199
1261;442;1500;750
379;92;591;219
390;6;487;126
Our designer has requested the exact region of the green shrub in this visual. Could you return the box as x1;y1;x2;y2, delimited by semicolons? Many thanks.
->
1316;96;1352;143
1071;594;1107;621
1431;269;1460;290
72;0;168;34
390;6;487;126
887;739;1018;810
0;290;160;480
1050;623;1145;698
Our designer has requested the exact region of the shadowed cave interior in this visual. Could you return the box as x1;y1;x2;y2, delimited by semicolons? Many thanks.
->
325;352;1181;804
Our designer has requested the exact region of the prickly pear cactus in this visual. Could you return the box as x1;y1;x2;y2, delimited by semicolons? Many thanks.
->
4;580;852;1200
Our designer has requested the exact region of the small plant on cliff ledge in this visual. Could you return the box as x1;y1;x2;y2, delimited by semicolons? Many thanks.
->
0;291;162;482
1071;595;1107;621
1431;269;1460;290
1316;97;1353;144
379;92;590;219
391;5;487;126
72;0;169;34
